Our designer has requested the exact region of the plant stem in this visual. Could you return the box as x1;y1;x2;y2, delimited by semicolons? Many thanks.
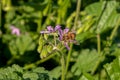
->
54;34;57;46
97;34;101;54
65;43;73;75
7;55;20;65
104;67;111;80
109;18;120;40
64;0;81;77
91;33;102;74
91;54;103;74
61;53;65;80
73;0;81;28
24;51;57;69
37;11;42;33
91;19;120;75
36;52;57;65
91;1;108;74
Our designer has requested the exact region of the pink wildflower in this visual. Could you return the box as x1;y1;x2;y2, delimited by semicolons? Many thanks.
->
10;25;20;36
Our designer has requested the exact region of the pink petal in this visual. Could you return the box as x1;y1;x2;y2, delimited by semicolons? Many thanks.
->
58;29;63;40
55;25;61;31
63;28;69;34
64;42;70;50
40;31;50;34
47;26;54;32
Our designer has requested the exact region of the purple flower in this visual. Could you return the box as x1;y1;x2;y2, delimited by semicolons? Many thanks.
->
58;28;69;40
10;26;20;36
40;25;77;50
40;25;61;34
58;28;70;50
58;28;78;50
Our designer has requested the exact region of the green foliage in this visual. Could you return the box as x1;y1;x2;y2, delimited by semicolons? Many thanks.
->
1;0;120;80
0;64;23;80
85;1;120;33
0;64;59;80
71;49;99;74
2;34;36;55
104;48;120;80
104;58;120;80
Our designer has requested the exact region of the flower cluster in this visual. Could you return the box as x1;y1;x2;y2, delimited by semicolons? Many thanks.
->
40;25;77;50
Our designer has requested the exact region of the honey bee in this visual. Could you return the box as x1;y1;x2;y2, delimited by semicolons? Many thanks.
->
62;31;77;44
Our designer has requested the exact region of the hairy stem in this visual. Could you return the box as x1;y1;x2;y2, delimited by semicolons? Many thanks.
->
97;34;101;54
91;1;108;74
91;18;120;75
104;66;111;80
24;51;57;69
91;54;103;74
109;18;120;40
64;0;81;76
37;12;42;33
54;34;57;46
73;0;81;28
36;52;57;65
61;53;65;80
91;34;101;74
65;43;73;75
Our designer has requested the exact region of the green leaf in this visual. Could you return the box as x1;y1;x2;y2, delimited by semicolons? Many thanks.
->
12;64;23;74
82;72;94;80
23;67;51;80
0;65;22;80
77;15;95;34
104;55;120;80
32;67;47;73
9;41;17;55
85;1;120;33
0;64;56;80
23;72;39;80
16;35;36;55
71;49;99;75
2;34;14;43
85;2;103;17
49;66;61;79
79;74;93;80
76;32;95;43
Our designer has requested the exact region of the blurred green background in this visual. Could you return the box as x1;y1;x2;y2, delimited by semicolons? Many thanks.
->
0;0;120;80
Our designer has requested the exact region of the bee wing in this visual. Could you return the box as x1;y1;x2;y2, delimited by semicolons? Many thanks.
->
70;40;80;45
74;40;80;45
